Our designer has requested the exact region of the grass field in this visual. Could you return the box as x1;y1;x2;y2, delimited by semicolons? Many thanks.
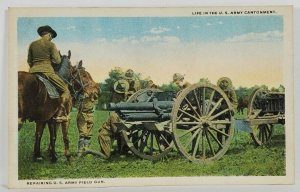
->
18;110;286;179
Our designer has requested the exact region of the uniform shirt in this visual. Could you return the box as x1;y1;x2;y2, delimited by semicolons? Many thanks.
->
27;36;61;73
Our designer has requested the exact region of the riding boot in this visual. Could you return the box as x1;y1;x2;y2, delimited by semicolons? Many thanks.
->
77;137;85;157
53;92;69;122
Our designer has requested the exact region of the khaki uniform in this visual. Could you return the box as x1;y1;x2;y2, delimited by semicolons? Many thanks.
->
77;93;98;139
77;92;98;155
222;87;238;110
27;36;69;96
217;77;238;111
98;77;140;158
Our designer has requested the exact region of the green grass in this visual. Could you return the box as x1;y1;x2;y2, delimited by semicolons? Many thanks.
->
18;111;286;179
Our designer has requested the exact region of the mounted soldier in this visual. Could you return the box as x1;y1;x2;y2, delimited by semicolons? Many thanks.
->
27;25;71;121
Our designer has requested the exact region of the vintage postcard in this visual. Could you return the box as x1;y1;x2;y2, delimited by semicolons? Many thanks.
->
8;6;293;188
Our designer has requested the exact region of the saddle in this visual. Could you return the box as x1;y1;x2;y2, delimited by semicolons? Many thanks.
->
36;74;60;99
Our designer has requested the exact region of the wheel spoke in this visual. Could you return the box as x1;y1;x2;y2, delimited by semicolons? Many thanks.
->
261;128;265;143
211;120;231;125
202;88;206;115
193;130;202;158
209;126;230;137
133;130;145;145
207;98;224;117
160;133;171;146
150;132;154;155
140;131;150;153
178;125;200;138
193;89;203;116
154;132;163;153
184;128;201;149
205;130;215;156
209;109;230;121
205;90;215;115
184;97;201;118
176;122;199;125
258;128;262;141
208;129;224;149
179;108;200;121
266;125;272;136
201;131;206;159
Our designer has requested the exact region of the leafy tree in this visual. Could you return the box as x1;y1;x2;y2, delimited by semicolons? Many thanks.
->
160;82;180;92
198;77;211;84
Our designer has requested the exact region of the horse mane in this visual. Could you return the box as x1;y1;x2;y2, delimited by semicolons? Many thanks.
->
53;55;71;82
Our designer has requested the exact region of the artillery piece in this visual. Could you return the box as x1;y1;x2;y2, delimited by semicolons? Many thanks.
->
247;87;285;145
108;83;235;163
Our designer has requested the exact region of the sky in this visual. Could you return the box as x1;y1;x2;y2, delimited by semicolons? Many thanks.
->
17;16;284;88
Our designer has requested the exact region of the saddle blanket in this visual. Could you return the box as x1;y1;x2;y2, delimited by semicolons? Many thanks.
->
36;75;60;99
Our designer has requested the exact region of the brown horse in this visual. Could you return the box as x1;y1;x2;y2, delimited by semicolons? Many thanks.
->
237;96;249;115
18;51;99;162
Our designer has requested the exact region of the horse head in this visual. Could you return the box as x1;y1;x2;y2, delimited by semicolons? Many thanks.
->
69;60;100;102
55;50;72;81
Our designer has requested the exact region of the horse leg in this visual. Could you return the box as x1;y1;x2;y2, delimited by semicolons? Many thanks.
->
61;119;71;161
48;121;58;162
33;121;46;161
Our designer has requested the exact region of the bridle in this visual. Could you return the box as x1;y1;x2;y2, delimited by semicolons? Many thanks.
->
68;66;91;101
58;56;90;102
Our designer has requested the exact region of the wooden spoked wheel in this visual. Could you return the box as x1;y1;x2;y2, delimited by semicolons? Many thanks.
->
121;124;173;160
247;87;268;119
171;83;234;163
250;124;274;146
121;88;174;160
248;88;274;145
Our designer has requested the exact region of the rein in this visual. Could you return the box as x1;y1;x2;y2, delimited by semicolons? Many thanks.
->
68;67;91;102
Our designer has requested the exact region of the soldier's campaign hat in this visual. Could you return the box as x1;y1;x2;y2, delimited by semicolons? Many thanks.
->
114;79;130;94
173;73;184;82
124;69;134;80
217;77;232;87
37;25;57;38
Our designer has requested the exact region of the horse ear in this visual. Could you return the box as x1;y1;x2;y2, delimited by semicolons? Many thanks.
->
77;60;83;68
68;50;71;59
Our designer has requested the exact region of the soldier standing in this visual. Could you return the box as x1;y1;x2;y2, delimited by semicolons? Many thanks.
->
76;90;99;157
146;79;158;89
27;25;70;120
173;73;191;90
97;69;140;159
217;77;238;110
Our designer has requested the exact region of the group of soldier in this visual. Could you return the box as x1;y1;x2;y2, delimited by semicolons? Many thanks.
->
27;25;238;160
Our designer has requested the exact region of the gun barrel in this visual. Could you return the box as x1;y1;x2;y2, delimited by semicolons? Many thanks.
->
108;101;173;111
121;112;171;121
